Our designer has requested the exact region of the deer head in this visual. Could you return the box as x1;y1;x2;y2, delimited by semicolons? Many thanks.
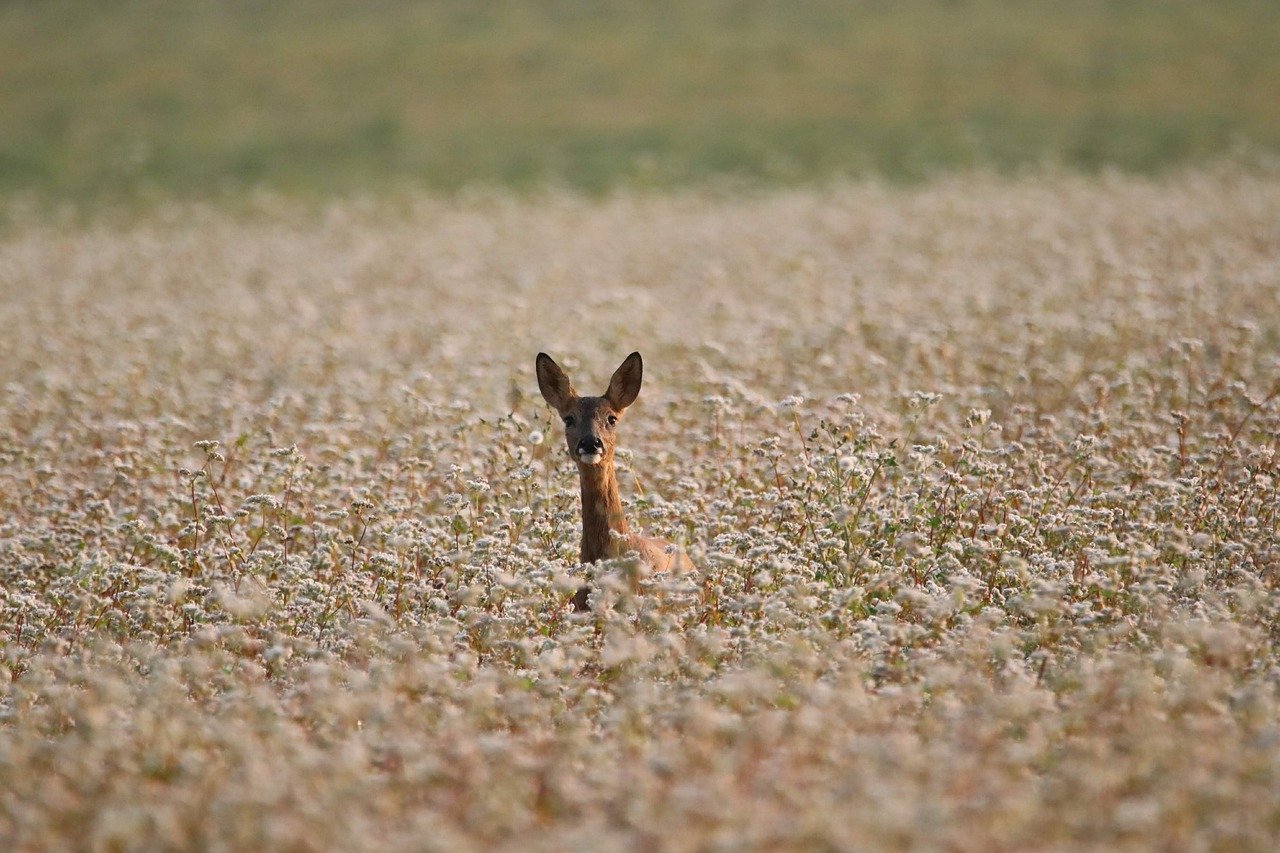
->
536;352;643;467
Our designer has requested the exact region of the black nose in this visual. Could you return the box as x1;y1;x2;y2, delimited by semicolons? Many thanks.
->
577;436;604;455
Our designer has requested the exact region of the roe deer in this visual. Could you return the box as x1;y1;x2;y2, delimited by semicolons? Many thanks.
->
536;351;691;611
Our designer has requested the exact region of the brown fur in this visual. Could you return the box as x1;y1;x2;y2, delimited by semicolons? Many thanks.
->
536;351;691;611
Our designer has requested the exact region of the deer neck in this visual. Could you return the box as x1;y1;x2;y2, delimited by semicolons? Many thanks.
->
578;459;630;563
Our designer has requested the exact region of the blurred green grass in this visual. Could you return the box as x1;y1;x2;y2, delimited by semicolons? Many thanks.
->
3;0;1279;200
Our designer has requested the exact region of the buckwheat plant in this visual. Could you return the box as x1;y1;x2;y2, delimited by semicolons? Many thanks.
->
1;165;1280;849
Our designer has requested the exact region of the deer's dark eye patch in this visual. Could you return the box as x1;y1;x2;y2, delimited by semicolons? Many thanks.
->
606;415;618;426
564;415;576;427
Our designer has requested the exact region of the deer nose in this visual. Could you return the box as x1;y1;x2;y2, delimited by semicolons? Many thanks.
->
577;436;604;456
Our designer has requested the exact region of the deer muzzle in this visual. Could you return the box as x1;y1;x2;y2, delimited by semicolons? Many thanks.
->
576;435;605;465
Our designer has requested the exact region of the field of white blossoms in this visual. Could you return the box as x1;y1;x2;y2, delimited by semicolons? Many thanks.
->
1;166;1279;849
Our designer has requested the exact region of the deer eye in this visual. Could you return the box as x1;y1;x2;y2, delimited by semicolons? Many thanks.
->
563;415;576;428
606;415;618;426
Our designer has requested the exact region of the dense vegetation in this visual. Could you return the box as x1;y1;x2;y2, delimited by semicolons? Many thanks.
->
1;169;1278;847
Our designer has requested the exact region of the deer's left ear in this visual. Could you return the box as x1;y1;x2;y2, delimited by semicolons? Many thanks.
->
605;351;643;411
537;352;577;413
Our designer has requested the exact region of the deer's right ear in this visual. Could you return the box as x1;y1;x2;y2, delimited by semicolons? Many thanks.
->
605;351;643;411
536;352;576;413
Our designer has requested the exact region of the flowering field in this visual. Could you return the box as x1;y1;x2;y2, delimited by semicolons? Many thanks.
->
2;167;1280;848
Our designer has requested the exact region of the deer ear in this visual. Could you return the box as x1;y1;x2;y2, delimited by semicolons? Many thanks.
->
536;352;576;412
605;351;643;411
